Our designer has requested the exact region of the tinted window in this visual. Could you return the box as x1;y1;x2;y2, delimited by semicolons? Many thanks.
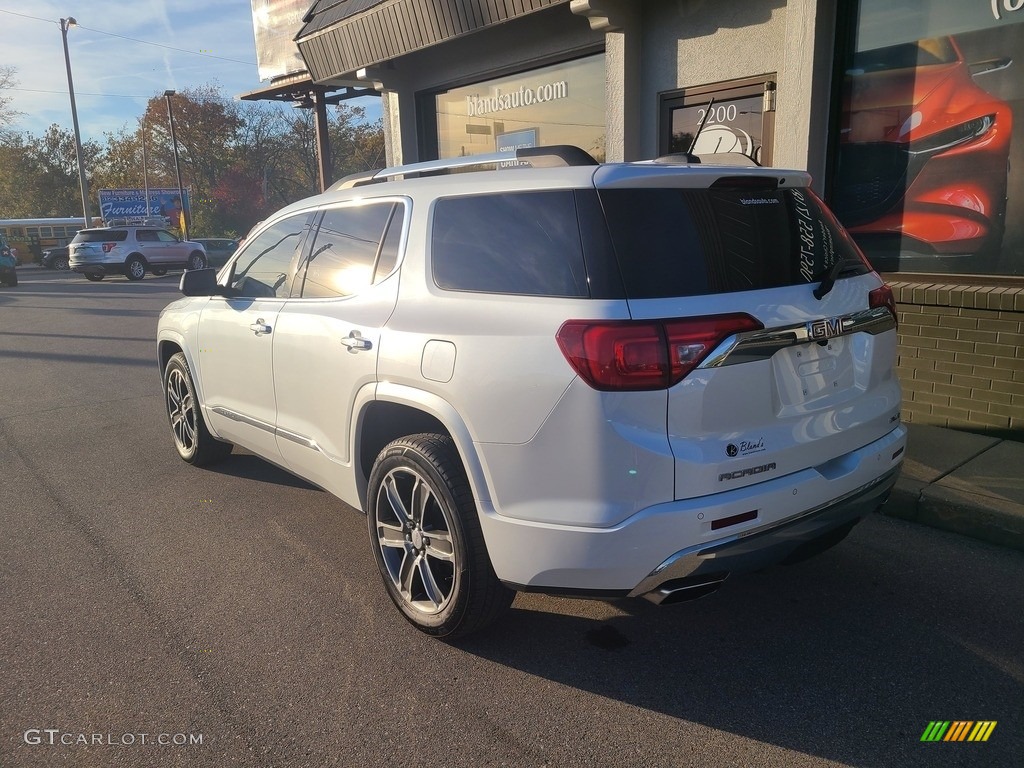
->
300;203;396;299
597;185;867;299
229;214;311;299
72;229;128;243
136;230;158;242
432;191;588;297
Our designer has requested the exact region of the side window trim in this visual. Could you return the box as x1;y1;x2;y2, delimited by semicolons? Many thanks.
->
370;203;399;283
292;209;325;298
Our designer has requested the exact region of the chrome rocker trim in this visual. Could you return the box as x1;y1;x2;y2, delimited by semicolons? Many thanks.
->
210;406;322;452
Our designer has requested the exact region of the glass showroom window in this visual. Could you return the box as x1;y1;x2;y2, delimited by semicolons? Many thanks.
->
433;53;605;161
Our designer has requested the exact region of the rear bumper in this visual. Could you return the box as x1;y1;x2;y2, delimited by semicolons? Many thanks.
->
628;464;897;603
480;425;906;595
72;261;124;275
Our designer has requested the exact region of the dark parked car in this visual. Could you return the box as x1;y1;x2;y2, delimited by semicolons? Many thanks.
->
41;245;70;270
193;238;239;268
0;240;17;287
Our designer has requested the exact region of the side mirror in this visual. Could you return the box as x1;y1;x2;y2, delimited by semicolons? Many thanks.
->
180;267;222;296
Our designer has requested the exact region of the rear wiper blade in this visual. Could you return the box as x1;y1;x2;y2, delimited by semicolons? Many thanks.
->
813;259;862;300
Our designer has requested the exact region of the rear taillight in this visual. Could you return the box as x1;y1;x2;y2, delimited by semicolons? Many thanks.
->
869;284;897;327
102;243;117;253
556;314;763;391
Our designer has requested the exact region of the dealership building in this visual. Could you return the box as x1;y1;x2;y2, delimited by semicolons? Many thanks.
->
249;0;1024;436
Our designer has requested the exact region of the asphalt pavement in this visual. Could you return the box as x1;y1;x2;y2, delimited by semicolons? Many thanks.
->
1;265;1021;768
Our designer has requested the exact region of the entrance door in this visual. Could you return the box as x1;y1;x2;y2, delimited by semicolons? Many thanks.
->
660;75;777;166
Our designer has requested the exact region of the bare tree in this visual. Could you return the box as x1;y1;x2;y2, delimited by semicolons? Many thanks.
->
0;65;23;137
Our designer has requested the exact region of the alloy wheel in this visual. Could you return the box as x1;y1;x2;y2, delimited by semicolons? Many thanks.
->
165;367;197;455
373;466;457;615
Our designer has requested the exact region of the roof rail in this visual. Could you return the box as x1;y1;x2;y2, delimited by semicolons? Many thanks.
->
105;216;168;227
330;145;598;190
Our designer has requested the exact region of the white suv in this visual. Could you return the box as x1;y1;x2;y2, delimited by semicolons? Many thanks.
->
157;146;905;638
70;224;207;281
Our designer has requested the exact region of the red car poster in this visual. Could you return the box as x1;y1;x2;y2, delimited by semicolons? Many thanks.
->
834;2;1023;275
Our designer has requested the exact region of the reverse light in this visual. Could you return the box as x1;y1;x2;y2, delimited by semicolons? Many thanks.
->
102;242;117;253
556;314;763;391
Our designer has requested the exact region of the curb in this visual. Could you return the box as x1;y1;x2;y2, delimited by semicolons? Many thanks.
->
882;477;1024;553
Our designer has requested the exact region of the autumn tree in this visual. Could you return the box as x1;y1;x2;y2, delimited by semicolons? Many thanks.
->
0;125;101;217
92;127;145;191
0;81;384;237
144;86;242;201
0;66;22;138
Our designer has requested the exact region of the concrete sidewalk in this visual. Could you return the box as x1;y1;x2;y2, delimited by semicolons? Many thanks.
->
884;423;1024;552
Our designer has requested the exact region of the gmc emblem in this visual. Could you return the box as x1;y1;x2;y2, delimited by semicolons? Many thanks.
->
808;316;851;341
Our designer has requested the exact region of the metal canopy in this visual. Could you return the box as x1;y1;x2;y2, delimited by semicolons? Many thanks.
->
295;0;568;82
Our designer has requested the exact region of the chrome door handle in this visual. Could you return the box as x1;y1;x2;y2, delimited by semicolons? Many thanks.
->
340;331;372;351
249;319;272;336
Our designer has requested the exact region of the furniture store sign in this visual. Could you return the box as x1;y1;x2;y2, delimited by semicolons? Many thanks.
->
97;188;192;221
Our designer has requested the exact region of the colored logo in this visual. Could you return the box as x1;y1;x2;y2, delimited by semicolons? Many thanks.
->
920;721;996;742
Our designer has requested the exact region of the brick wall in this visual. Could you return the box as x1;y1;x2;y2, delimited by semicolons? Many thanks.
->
890;281;1024;435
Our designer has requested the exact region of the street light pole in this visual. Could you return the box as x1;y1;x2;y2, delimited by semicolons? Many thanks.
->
163;89;188;240
141;111;151;220
60;16;91;228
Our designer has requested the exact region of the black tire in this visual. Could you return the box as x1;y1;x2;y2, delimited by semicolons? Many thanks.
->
125;255;146;281
85;273;104;282
367;434;513;638
151;268;168;276
162;352;232;466
186;251;207;270
54;255;69;271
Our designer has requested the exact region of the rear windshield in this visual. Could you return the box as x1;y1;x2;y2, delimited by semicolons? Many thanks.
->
597;185;867;299
72;229;128;243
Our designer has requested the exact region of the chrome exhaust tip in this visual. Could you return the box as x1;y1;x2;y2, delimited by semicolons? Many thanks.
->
641;573;728;605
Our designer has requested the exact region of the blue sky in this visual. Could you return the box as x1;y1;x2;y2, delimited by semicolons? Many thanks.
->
0;1;379;142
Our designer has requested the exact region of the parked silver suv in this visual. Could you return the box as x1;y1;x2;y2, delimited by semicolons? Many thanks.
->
70;224;207;281
157;146;905;638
